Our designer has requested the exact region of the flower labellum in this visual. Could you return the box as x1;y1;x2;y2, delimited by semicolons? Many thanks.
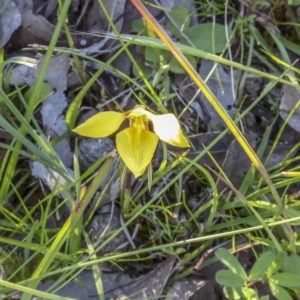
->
73;105;189;178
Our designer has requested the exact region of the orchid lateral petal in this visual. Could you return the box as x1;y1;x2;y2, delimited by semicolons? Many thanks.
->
73;111;126;138
116;127;159;178
149;114;190;147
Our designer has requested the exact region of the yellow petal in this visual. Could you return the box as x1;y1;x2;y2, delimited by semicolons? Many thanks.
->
73;111;126;138
149;114;190;147
116;127;159;178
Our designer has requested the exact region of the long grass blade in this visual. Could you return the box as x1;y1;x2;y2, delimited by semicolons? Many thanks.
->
130;0;293;247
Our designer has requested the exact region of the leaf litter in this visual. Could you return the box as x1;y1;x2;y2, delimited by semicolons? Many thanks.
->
0;0;21;47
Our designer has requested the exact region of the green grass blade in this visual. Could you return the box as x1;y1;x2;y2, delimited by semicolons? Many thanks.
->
0;0;72;205
0;280;76;300
83;231;105;300
22;151;116;299
130;0;294;247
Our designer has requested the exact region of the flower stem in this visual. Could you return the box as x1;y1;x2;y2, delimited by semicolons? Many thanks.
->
122;172;132;215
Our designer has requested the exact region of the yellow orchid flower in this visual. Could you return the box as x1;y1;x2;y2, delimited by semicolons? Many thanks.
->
73;105;189;178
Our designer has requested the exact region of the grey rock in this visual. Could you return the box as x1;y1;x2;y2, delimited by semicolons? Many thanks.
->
106;255;176;300
37;270;132;299
166;278;218;300
199;60;236;130
0;0;21;47
78;138;115;171
86;205;127;255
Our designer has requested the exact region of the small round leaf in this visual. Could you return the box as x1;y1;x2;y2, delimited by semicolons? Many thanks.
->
249;251;275;279
216;270;244;288
269;281;293;300
216;248;247;279
270;272;300;288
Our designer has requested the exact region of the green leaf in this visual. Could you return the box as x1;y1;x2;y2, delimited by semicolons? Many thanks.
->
269;281;293;300
165;5;191;36
260;296;269;300
267;252;287;276
145;46;160;63
288;0;300;5
215;248;247;279
278;35;300;57
183;23;231;54
132;19;146;33
223;287;257;300
132;56;153;78
249;251;275;279
257;0;270;6
270;273;300;288
169;55;196;74
284;255;300;276
161;247;174;255
24;82;52;107
216;270;244;287
223;287;246;300
175;247;186;254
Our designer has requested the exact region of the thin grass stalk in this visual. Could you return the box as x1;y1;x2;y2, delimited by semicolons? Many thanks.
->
10;214;300;288
21;151;116;299
0;0;72;203
130;0;294;249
